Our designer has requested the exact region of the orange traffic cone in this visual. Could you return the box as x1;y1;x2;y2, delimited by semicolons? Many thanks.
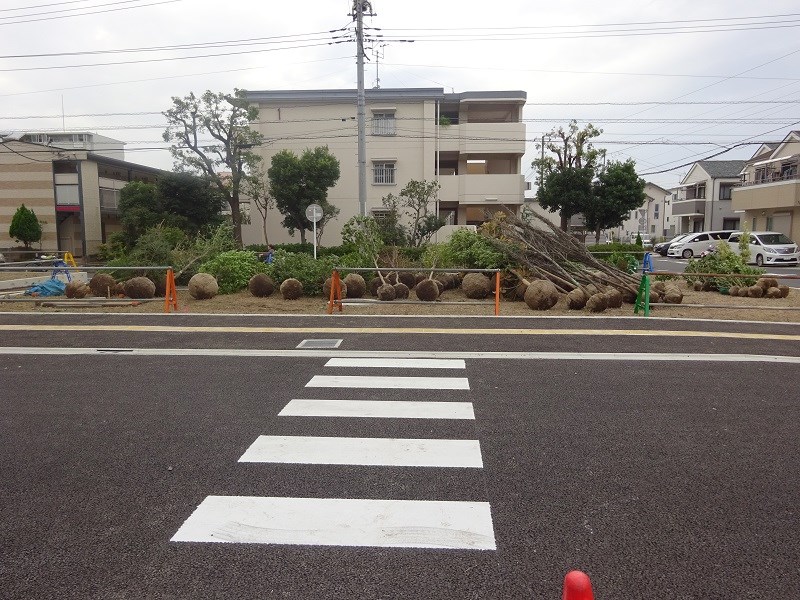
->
562;570;594;600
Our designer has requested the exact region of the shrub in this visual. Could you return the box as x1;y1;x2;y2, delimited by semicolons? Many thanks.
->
683;242;763;290
198;250;266;294
264;250;339;296
423;229;506;269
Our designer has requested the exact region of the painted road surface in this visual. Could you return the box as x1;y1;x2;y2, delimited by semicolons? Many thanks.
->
1;314;799;599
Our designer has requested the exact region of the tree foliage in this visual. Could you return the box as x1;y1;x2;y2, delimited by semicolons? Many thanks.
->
340;215;384;266
267;146;341;244
533;120;604;230
9;204;42;248
163;89;264;246
583;160;646;241
396;180;445;247
118;174;223;247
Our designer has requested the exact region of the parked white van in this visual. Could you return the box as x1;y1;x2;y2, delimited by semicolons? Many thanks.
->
667;230;737;259
726;231;799;267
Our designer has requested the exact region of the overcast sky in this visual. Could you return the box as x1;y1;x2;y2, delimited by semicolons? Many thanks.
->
2;0;799;190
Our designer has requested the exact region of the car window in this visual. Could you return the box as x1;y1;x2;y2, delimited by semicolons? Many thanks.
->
749;235;760;245
694;234;709;242
671;235;687;242
758;233;793;245
728;234;740;243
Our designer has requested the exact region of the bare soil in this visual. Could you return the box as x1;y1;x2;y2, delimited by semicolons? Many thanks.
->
2;280;798;322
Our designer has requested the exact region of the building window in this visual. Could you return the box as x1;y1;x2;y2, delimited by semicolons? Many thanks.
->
687;183;706;199
719;184;734;200
372;113;396;136
766;216;774;230
722;218;739;230
100;188;120;210
55;184;80;205
371;208;391;221
373;162;395;185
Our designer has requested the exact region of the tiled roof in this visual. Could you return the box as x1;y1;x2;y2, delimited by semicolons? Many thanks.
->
697;160;746;178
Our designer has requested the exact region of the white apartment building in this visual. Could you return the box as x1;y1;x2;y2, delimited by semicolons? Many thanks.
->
244;88;527;246
672;160;745;234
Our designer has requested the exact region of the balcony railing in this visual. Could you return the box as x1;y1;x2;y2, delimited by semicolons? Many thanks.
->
740;171;799;187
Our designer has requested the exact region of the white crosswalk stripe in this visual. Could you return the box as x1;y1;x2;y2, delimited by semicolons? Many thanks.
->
279;399;475;419
172;357;495;550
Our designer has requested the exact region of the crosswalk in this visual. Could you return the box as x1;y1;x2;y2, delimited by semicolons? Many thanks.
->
171;354;496;551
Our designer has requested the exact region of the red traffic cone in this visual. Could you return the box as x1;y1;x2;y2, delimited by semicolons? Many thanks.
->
562;570;594;600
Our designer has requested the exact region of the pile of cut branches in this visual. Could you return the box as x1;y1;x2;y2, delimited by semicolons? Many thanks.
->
483;211;640;300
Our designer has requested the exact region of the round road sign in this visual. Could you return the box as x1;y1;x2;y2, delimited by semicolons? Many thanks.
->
305;203;323;223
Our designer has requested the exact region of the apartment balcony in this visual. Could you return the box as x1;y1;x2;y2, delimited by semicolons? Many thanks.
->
732;176;800;211
671;199;706;217
438;174;524;205
437;122;525;155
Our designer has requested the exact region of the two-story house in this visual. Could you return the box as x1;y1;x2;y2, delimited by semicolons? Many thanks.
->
244;88;527;245
672;160;745;234
0;138;163;257
731;130;799;240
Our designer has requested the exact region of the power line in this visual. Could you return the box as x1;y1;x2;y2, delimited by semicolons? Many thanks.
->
0;0;182;26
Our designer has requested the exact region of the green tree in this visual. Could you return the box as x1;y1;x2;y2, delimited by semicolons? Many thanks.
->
341;215;385;267
268;146;341;244
584;160;646;243
156;172;224;233
118;181;160;247
9;204;42;248
377;193;409;246
397;179;445;247
163;89;264;246
118;174;223;247
533;120;604;231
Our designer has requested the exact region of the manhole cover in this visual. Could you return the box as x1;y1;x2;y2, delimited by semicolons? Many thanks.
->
296;339;343;349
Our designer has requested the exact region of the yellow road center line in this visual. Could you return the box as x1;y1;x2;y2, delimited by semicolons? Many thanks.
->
1;324;799;342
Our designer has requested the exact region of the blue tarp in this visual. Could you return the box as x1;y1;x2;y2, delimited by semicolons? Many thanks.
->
24;279;66;297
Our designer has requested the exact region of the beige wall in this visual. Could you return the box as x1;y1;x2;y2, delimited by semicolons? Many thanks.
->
245;93;526;247
0;145;58;250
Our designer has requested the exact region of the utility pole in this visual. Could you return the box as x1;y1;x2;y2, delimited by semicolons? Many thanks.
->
351;1;374;217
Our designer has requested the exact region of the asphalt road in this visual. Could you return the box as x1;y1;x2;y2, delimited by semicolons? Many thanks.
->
1;313;799;599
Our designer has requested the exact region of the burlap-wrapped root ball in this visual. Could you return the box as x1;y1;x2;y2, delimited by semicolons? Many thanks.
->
765;287;782;299
415;279;440;302
343;273;366;298
248;273;275;297
322;277;347;299
65;281;90;298
89;273;116;297
586;293;608;313
747;285;764;298
462;273;492;299
728;286;740;296
737;287;750;297
649;291;660;304
605;288;624;308
397;272;416;289
652;281;667;295
188;273;219;300
124;276;156;299
111;282;126;297
393;282;410;299
693;281;704;292
757;277;779;291
779;285;790;298
566;288;588;310
368;277;383;297
377;283;396;301
280;278;303;300
663;286;683;304
524;280;559;310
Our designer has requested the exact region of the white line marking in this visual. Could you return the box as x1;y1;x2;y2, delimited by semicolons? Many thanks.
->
279;399;475;420
238;435;483;468
324;357;465;369
306;375;471;389
171;496;496;550
1;347;799;364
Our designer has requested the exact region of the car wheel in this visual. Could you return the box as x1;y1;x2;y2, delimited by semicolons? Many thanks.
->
682;249;693;259
755;254;764;267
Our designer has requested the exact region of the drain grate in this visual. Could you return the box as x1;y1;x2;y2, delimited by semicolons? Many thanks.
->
296;339;343;349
